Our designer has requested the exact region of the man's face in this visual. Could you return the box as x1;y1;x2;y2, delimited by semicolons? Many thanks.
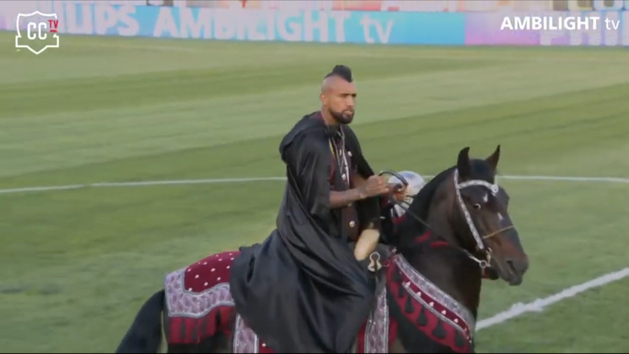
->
322;79;357;125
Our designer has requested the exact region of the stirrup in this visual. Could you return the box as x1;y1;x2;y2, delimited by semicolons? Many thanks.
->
367;252;381;273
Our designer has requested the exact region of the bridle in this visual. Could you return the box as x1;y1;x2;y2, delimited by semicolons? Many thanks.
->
452;169;514;268
379;169;514;272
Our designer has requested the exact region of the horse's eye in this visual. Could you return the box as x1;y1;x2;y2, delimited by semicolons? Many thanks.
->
472;203;482;210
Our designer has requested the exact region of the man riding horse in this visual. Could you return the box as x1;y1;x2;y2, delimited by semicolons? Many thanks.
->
229;65;405;353
115;66;530;354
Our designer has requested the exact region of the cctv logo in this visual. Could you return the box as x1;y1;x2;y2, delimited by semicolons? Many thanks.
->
15;11;60;55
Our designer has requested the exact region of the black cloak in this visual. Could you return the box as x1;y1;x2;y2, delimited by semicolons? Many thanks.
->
229;113;382;353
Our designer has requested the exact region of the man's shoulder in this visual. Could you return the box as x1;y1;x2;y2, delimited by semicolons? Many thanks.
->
293;112;325;133
291;129;329;154
280;113;328;158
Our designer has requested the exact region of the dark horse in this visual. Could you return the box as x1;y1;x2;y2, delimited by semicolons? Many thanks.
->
116;146;529;353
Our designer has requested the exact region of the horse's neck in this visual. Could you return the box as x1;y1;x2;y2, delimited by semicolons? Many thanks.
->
409;214;482;318
412;248;482;318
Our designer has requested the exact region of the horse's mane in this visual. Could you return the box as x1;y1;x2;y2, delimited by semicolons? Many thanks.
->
395;159;495;250
395;166;455;247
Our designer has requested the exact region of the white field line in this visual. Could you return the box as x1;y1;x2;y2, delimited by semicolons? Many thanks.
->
0;174;628;195
0;177;286;194
477;267;629;331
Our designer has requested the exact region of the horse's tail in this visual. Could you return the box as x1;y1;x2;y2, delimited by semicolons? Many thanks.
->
115;289;165;353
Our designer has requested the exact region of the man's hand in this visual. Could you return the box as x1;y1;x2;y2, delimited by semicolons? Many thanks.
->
358;175;390;198
391;184;407;202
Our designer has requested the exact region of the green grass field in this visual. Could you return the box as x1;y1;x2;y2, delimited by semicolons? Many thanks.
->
1;32;628;353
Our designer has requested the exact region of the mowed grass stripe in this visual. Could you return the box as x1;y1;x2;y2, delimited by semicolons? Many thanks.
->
1;81;627;188
1;60;628;177
2;55;491;117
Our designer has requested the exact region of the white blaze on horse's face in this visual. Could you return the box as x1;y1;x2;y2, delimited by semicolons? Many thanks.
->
482;193;488;203
497;212;504;222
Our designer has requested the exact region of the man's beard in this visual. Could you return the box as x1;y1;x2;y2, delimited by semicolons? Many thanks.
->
330;109;354;125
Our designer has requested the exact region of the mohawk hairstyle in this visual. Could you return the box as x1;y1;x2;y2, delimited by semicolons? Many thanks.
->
324;65;353;82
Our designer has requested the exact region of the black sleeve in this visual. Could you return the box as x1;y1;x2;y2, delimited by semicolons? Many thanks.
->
284;134;331;219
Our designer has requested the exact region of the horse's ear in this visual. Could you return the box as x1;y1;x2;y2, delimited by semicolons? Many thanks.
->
457;147;471;180
486;145;501;170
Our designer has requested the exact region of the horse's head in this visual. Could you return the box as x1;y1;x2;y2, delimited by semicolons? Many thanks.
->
451;145;529;285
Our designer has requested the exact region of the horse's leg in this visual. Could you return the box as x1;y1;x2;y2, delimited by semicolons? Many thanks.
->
116;290;165;353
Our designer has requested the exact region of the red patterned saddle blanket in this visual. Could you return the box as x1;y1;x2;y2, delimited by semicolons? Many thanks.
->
164;251;476;353
163;250;391;352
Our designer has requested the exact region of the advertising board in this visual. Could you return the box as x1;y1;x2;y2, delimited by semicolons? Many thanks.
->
1;3;465;45
2;1;628;46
